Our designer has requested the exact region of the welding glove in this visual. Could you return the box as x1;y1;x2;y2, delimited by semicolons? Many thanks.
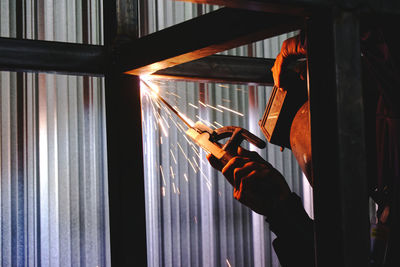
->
271;34;307;89
207;147;291;217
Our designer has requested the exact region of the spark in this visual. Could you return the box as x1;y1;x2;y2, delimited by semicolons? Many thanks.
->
161;115;170;128
183;134;193;146
198;168;212;189
191;144;199;154
160;105;171;116
158;118;169;137
161;186;166;197
217;104;244;116
170;166;175;179
159;165;167;185
188;103;199;109
166;91;181;99
177;110;195;128
195;115;213;126
214;121;223;128
142;77;194;128
169;117;182;132
170;149;177;164
177;142;197;173
172;182;176;193
217;84;229;88
191;146;201;158
206;104;223;112
177;122;187;133
188;158;198;174
160;136;163;144
192;156;200;169
140;75;160;96
184;173;188;182
198;100;207;107
226;259;232;267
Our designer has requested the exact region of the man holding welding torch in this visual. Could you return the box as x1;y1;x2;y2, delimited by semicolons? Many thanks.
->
207;16;400;267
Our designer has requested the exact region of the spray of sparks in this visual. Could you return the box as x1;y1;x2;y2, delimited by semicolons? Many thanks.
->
140;75;244;196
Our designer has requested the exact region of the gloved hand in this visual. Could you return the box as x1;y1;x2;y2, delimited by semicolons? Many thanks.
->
207;147;291;217
271;34;307;89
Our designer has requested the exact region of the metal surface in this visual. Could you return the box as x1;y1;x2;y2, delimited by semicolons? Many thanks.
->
0;37;106;76
120;8;303;75
306;9;370;266
153;55;276;85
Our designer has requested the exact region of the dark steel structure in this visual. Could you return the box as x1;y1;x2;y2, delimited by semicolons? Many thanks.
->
1;0;398;266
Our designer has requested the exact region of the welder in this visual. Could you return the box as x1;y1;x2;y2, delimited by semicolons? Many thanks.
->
207;16;400;267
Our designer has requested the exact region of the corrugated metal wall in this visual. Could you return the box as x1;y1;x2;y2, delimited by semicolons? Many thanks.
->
140;1;312;267
0;1;110;266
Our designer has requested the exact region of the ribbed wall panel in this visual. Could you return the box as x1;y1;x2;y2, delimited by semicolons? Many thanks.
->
24;0;102;44
0;0;16;38
0;73;109;267
0;1;109;266
140;2;312;266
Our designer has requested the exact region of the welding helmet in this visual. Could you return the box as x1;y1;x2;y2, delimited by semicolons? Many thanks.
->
259;71;313;185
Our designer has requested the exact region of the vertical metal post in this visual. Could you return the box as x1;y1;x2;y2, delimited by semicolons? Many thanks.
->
103;0;147;266
306;8;370;266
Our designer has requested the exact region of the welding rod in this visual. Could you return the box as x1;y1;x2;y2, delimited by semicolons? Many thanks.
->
141;79;193;129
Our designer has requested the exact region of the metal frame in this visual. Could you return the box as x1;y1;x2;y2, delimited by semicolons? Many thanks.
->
2;0;398;266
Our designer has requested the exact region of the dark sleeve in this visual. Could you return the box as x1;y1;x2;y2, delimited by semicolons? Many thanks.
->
266;193;315;267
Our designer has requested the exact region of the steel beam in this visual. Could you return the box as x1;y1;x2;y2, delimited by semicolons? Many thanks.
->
119;8;303;76
103;0;148;266
176;0;400;15
153;55;276;85
0;37;105;76
306;9;370;267
177;0;316;15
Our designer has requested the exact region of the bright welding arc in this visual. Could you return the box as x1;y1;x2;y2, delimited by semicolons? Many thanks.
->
141;77;194;129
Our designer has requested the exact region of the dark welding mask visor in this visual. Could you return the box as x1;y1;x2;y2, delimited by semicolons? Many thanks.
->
259;77;307;149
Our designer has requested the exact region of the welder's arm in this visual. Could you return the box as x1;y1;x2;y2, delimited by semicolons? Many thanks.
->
207;148;315;266
209;147;291;216
271;34;307;88
268;193;315;267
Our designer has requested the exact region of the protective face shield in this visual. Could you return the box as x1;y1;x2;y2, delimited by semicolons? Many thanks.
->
259;79;313;185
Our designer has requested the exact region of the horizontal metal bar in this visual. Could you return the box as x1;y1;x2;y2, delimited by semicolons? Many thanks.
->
176;0;321;15
176;0;400;15
153;55;276;85
0;37;106;76
119;8;303;76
